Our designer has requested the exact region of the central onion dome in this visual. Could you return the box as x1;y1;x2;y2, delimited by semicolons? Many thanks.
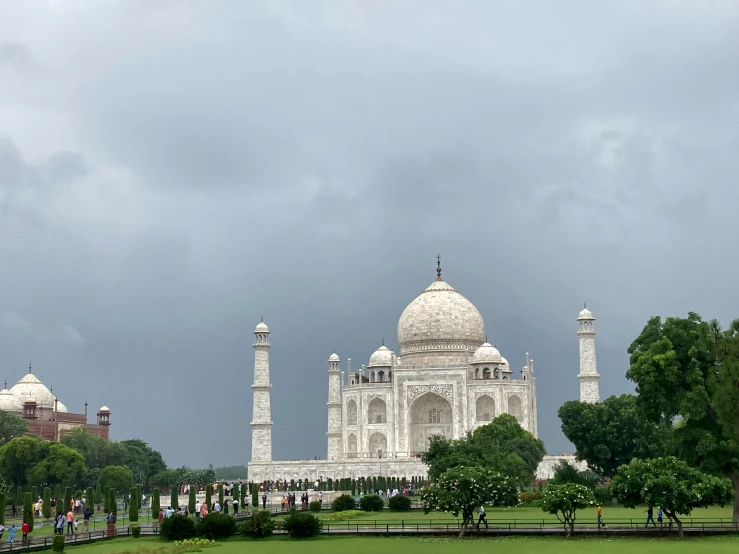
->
397;258;486;366
9;370;68;413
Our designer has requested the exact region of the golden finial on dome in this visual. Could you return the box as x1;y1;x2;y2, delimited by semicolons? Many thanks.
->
436;254;442;281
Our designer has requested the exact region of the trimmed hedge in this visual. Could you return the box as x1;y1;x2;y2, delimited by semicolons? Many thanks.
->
283;509;322;539
196;512;236;540
359;494;384;512
240;510;275;539
388;495;411;512
309;500;321;512
159;513;196;541
331;494;356;512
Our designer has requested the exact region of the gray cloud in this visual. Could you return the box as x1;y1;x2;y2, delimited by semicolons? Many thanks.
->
0;1;738;467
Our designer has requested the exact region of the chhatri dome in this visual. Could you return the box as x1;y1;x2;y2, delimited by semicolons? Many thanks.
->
368;343;393;368
0;380;23;412
397;256;486;366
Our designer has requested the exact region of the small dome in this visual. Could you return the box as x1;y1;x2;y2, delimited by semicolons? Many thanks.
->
255;321;269;333
24;395;37;405
98;405;110;413
368;345;393;368
328;352;340;362
500;356;510;370
0;387;23;412
577;306;594;320
10;371;57;409
472;343;502;364
55;399;68;413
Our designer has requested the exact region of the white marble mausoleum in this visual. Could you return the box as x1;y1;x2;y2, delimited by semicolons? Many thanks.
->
247;259;596;482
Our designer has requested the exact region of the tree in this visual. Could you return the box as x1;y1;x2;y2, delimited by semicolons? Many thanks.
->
240;483;247;509
61;428;127;489
218;483;224;507
558;395;669;477
26;443;87;488
610;457;733;538
189;486;196;514
171;485;178;510
94;483;102;504
23;491;34;531
205;484;212;509
99;466;134;496
626;313;739;521
119;439;166;487
549;461;598;490
0;492;5;524
85;487;94;512
251;483;258;508
421;466;519;537
42;487;51;519
540;483;595;537
64;486;72;515
422;414;545;487
152;488;160;521
107;488;117;517
0;410;28;448
0;435;49;487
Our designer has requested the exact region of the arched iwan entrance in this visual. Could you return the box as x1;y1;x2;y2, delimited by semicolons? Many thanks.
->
368;432;387;458
409;392;453;455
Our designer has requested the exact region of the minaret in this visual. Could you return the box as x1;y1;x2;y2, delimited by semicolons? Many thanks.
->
326;352;343;461
577;304;600;403
251;319;273;462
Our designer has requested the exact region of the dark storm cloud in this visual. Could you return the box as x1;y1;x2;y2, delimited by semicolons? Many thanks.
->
0;1;738;468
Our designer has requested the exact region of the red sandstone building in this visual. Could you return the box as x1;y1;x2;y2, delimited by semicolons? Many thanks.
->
0;365;110;441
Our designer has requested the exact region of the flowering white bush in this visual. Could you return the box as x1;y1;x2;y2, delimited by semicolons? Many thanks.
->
539;483;595;537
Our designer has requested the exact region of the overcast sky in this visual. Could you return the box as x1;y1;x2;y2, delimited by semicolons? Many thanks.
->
1;1;738;468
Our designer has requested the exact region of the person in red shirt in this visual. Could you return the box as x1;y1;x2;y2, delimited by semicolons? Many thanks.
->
21;522;29;545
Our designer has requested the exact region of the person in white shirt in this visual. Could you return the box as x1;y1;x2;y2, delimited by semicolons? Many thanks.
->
195;501;201;518
214;502;221;513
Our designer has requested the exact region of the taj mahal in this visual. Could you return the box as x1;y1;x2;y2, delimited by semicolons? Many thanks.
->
247;258;598;482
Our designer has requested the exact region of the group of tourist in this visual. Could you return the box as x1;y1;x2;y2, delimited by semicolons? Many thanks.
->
0;523;30;545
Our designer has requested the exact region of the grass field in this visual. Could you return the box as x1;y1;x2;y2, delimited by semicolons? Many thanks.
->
304;505;736;526
43;535;739;554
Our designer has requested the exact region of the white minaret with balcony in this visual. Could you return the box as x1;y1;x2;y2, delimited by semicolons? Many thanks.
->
251;319;273;461
577;304;600;403
326;352;343;461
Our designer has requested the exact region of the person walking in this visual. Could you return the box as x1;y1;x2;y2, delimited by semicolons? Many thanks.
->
597;504;606;529
7;525;16;544
67;508;74;535
645;506;656;527
83;507;91;533
21;522;29;545
0;523;5;541
232;497;239;515
476;506;488;530
195;500;201;518
657;508;663;525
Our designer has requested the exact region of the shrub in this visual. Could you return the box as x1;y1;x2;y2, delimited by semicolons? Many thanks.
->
196;512;237;540
42;487;51;520
331;494;356;512
388;495;411;512
217;484;224;508
359;494;384;512
85;488;94;514
283;509;322;539
205;486;212;510
519;491;542;506
323;510;366;521
94;484;102;504
170;487;178;511
593;486;614;506
64;487;72;515
188;487;196;514
240;510;275;538
309;500;321;512
131;525;141;539
129;491;138;522
250;484;258;508
52;535;65;552
159;513;196;541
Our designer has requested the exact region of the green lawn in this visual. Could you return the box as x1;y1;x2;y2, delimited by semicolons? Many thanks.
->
308;505;735;526
45;535;739;554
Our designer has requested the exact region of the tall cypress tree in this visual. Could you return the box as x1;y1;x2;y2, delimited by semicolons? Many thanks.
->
108;488;117;517
128;491;138;522
64;487;72;515
218;483;224;508
240;483;247;508
86;488;94;514
42;487;51;519
170;486;178;510
205;485;212;510
23;492;34;532
251;483;258;508
0;492;5;524
152;488;160;520
31;486;37;505
94;484;102;504
188;486;196;514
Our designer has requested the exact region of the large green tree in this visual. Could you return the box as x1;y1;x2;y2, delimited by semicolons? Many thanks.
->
119;439;166;487
0;410;28;448
0;435;86;488
99;465;134;496
558;394;669;477
61;428;126;488
421;414;545;486
626;312;739;521
421;466;518;537
610;457;733;538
